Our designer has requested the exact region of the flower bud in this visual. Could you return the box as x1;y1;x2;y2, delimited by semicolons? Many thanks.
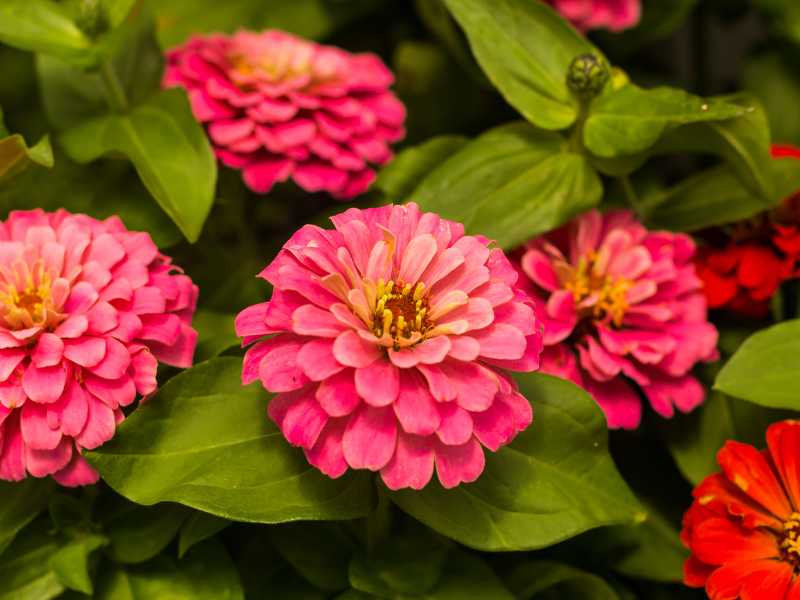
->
566;53;610;100
74;0;110;39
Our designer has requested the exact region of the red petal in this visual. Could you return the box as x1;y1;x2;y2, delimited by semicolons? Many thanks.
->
691;518;778;565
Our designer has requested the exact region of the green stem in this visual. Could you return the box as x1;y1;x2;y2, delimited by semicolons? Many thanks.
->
100;59;129;113
619;175;641;213
365;487;392;557
568;98;591;154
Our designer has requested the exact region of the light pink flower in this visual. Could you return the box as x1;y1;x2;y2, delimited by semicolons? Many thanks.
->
517;209;718;430
0;210;198;486
548;0;641;32
236;203;542;489
164;30;405;199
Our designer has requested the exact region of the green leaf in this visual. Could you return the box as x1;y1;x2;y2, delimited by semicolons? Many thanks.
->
0;133;53;183
644;154;800;231
348;527;449;596
744;53;800;147
375;135;467;202
152;0;384;49
413;122;600;248
441;0;597;130
665;391;792;485
0;479;54;555
192;310;239;363
105;503;189;564
271;522;354;592
95;540;243;600
0;0;92;65
388;373;643;551
420;550;514;600
715;319;800;409
0;152;181;248
508;561;620;599
0;521;64;600
87;357;376;523
178;512;230;558
49;533;108;595
59;89;217;242
584;85;744;158
654;94;773;200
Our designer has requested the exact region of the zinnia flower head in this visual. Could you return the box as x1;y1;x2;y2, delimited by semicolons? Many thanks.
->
164;29;406;199
695;145;800;318
0;210;198;486
547;0;641;32
517;209;718;430
682;420;800;599
236;203;542;490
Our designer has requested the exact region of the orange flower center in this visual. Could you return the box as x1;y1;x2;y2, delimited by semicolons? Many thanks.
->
781;513;800;570
0;262;63;331
372;279;431;343
560;251;631;327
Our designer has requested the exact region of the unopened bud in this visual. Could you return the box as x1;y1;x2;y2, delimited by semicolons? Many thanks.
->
74;0;110;39
566;53;610;100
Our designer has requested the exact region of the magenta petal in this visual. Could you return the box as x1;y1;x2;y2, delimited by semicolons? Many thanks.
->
354;359;399;407
31;334;63;368
75;394;116;449
25;437;72;477
235;302;270;339
585;378;642;430
0;348;26;380
298;339;344;381
380;433;434;491
0;414;25;481
291;304;346;337
342;405;397;471
22;364;67;404
443;362;498;412
435;402;473;446
242;158;293;194
280;389;328;449
393;370;440;435
85;375;136;410
20;400;62;450
254;336;310;393
53;452;99;487
305;419;348;478
471;396;517;452
63;337;106;368
333;330;381;368
434;438;485;489
50;379;89;437
88;338;130;380
316;369;360;417
473;324;526;360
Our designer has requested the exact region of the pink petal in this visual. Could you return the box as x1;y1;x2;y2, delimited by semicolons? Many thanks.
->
242;158;293;194
85;374;136;410
253;336;309;393
0;414;25;481
472;324;526;360
22;364;67;404
435;402;473;446
20;400;62;450
472;396;517;452
521;248;560;291
342;405;397;471
291;304;346;337
25;437;72;477
333;330;381;368
53;452;99;487
434;438;485;489
49;379;89;436
305;419;348;479
63;337;106;368
354;359;399;407
388;336;451;368
380;433;434;491
393;370;440;435
88;338;130;380
279;389;329;450
297;339;344;381
316;369;361;417
584;378;642;430
0;348;26;380
235;302;270;339
75;394;117;449
398;234;437;284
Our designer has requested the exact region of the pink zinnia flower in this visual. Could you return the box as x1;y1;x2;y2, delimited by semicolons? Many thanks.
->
517;209;718;430
164;30;405;199
547;0;641;32
0;210;198;486
236;203;542;490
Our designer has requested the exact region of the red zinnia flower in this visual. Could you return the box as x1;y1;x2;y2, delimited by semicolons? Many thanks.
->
682;420;800;599
695;145;800;318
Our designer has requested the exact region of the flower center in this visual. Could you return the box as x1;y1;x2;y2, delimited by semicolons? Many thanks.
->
781;513;800;571
562;251;631;327
372;279;430;344
0;263;63;331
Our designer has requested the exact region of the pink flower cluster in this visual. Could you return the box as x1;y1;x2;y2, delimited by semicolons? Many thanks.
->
164;30;405;199
0;210;197;486
547;0;641;32
236;203;542;489
518;210;718;429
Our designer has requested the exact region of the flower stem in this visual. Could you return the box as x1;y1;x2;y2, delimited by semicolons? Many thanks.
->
365;486;392;557
100;59;129;113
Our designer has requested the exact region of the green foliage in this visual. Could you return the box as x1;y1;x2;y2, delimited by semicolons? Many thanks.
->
389;374;643;551
508;561;621;599
0;522;65;600
87;357;376;522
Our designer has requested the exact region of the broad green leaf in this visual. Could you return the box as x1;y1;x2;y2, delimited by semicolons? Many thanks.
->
49;534;108;595
102;0;137;27
0;522;64;600
744;53;800;146
0;0;92;65
272;522;354;592
715;319;800;409
756;0;800;44
0;133;53;183
376;136;467;202
152;0;384;48
584;85;744;158
654;94;773;200
105;503;189;564
178;512;230;558
95;540;243;600
388;373;643;551
0;153;181;248
442;0;597;130
665;391;791;485
192;310;239;363
348;527;449;596
59;89;217;242
87;357;376;523
509;561;620;599
413;122;600;248
419;551;514;600
644;155;800;231
0;479;54;555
